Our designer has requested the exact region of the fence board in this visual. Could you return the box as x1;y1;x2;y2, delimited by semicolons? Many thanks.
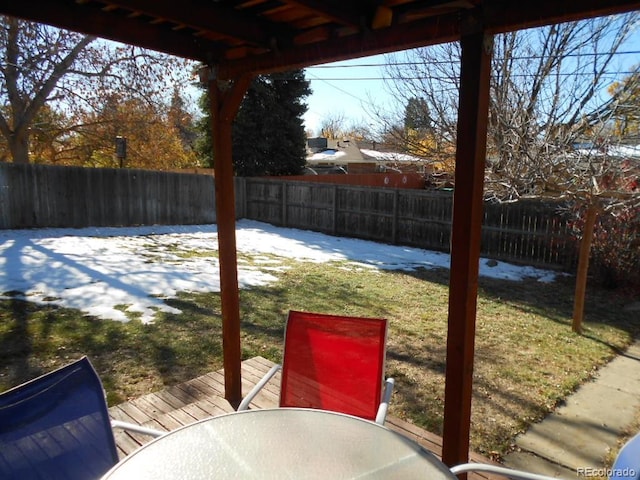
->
284;182;335;232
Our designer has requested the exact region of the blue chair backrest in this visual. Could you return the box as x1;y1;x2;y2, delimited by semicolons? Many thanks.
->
610;433;640;480
0;357;119;480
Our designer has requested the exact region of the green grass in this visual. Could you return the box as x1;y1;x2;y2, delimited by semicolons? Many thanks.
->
1;257;636;460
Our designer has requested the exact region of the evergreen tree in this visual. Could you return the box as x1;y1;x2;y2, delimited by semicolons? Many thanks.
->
194;90;213;167
196;70;311;176
404;97;430;132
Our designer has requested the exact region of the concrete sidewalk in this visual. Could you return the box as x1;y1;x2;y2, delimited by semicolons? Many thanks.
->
502;340;640;478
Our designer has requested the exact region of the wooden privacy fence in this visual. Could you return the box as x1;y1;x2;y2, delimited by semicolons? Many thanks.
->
0;163;217;228
242;178;578;270
0;163;578;270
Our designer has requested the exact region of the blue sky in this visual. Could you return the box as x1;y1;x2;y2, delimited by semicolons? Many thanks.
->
303;54;393;136
302;22;640;137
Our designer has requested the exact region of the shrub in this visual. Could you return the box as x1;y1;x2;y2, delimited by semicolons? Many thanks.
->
590;205;640;293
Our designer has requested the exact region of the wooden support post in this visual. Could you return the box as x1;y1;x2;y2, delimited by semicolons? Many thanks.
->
442;31;493;467
572;202;599;334
208;71;253;407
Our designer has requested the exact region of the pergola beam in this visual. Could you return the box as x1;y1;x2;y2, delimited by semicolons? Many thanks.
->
484;0;640;33
217;11;462;78
216;0;640;78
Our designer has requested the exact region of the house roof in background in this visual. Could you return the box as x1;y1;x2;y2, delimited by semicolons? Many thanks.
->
306;137;429;165
1;1;639;79
307;138;364;164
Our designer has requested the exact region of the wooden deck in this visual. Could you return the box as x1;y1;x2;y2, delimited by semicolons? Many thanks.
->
108;356;499;479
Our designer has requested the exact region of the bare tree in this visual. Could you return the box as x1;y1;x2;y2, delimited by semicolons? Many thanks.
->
379;14;639;201
0;16;192;164
319;111;348;139
379;15;640;327
374;42;460;165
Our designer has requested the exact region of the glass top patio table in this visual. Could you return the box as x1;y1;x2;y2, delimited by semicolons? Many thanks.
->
101;408;457;479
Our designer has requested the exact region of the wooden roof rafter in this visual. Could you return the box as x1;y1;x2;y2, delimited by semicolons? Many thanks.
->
394;0;478;22
0;0;220;61
92;0;296;51
278;0;371;29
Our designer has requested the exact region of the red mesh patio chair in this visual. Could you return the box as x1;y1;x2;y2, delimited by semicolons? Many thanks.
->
238;310;395;424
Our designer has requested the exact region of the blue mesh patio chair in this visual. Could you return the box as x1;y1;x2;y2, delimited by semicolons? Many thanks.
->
609;432;640;480
452;431;640;480
0;356;163;480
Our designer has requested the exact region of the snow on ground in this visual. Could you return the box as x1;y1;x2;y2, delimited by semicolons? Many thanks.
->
0;219;557;323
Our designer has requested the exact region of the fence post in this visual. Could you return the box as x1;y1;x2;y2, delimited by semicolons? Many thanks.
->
332;185;338;235
392;189;399;244
281;181;287;226
0;164;11;228
572;202;599;334
235;177;246;219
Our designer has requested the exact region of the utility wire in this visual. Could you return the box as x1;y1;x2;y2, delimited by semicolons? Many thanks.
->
307;50;640;69
306;73;639;81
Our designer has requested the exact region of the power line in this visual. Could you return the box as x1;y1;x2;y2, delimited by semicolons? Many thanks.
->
306;72;639;81
305;50;640;81
307;50;640;69
304;47;640;128
306;72;371;103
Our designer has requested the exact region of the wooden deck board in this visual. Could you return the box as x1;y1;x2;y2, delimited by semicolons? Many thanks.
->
108;356;499;479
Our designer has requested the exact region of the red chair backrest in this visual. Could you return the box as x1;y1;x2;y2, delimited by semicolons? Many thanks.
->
279;310;388;421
